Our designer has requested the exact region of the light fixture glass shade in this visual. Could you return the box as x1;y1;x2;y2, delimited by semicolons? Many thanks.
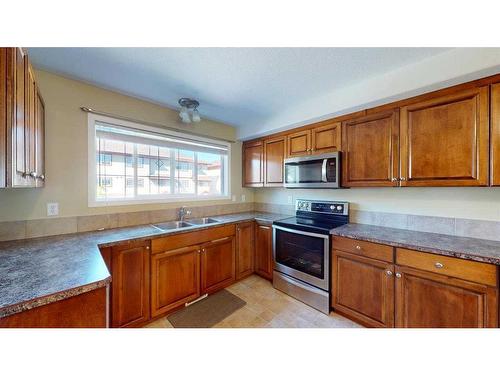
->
180;112;191;123
179;106;188;119
192;109;201;122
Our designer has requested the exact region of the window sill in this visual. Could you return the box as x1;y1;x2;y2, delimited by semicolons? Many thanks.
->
88;195;232;208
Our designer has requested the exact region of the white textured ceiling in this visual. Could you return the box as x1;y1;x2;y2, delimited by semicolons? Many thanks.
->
28;47;456;138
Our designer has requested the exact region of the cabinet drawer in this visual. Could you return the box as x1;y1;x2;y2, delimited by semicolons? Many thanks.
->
152;225;236;254
396;248;498;287
332;236;393;262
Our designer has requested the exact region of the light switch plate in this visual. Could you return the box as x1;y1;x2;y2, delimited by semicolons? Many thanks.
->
287;195;293;204
47;202;59;216
241;195;246;202
232;195;237;202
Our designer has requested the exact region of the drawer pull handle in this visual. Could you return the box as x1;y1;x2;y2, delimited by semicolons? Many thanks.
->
385;270;393;276
435;262;444;269
355;245;361;250
395;273;402;278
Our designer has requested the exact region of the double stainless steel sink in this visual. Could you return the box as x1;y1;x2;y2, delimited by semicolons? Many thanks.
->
151;217;220;231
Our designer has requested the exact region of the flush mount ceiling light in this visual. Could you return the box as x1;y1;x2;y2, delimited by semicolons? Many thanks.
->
178;98;201;123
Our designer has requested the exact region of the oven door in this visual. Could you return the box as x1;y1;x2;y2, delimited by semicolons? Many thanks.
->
273;225;329;291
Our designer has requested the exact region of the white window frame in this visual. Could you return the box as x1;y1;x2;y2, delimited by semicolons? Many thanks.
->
88;113;231;207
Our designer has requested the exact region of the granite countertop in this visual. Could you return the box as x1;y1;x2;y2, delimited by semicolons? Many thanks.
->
332;223;500;265
0;211;290;319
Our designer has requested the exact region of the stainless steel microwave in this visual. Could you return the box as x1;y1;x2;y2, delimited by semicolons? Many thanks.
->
284;152;340;188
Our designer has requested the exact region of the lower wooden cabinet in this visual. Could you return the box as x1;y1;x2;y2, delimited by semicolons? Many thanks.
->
109;240;151;328
236;222;255;279
332;250;395;328
255;223;273;280
201;237;236;294
151;245;201;318
395;265;498;328
331;238;499;328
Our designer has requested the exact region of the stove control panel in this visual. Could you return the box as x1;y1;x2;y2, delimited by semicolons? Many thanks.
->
296;199;349;216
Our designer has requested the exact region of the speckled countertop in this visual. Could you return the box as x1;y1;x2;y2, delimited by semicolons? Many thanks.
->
0;211;289;319
332;223;500;265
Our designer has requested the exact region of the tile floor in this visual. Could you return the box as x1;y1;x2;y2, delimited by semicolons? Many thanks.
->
145;275;361;328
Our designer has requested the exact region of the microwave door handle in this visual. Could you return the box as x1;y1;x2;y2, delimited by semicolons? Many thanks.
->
321;159;328;182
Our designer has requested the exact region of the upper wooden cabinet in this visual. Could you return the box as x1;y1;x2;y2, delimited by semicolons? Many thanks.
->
491;83;500;186
287;129;311;157
243;140;263;187
400;87;489;186
286;122;341;158
264;136;285;186
0;48;45;188
311;121;341;154
342;110;400;187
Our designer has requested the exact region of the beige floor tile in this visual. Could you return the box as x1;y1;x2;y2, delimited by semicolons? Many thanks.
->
144;275;360;329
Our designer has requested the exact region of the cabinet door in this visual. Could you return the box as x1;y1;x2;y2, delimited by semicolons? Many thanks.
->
395;265;498;328
491;83;500;186
111;241;151;327
151;245;200;317
236;222;255;279
0;48;6;188
332;250;395;328
287;129;311;157
12;48;27;186
243;140;263;187
311;122;341;154
35;89;45;187
25;60;36;187
254;223;273;280
264;136;285;186
201;237;236;294
342;110;399;187
400;87;489;186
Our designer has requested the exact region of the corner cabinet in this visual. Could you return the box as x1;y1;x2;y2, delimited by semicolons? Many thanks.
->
400;87;489;187
341;110;400;187
0;47;45;188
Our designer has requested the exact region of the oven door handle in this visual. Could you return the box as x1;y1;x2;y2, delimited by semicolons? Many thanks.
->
272;225;330;239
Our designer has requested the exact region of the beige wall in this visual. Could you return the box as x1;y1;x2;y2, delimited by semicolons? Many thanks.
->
254;187;500;221
0;70;253;222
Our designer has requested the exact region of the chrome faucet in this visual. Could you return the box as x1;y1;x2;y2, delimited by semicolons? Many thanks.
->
178;206;192;221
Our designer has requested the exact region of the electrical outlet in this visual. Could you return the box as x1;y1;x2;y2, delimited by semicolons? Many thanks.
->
47;202;59;216
241;195;246;202
232;195;237;202
287;195;293;204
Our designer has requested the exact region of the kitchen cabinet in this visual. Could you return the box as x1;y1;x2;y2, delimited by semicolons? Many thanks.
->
400;87;489;186
264;136;285;186
151;245;201;318
255;223;273;280
0;47;45;188
394;265;498;328
236;221;255;279
332;238;395;328
201;236;236;294
491;83;500;186
311;121;341;154
342;110;400;187
109;240;151;327
287;129;311;157
243;140;263;187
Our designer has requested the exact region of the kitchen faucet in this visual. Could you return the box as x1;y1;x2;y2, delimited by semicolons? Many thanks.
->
178;206;192;221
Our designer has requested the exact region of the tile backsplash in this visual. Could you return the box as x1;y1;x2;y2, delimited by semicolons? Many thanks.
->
254;202;500;242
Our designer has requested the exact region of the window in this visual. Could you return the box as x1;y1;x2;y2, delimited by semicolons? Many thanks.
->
88;114;230;206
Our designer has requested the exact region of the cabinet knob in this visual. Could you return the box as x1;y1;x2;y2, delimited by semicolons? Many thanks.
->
400;177;406;181
395;273;402;278
198;250;201;254
434;262;444;269
385;270;393;276
29;171;38;178
391;178;398;182
355;245;361;250
39;174;45;181
146;246;150;250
